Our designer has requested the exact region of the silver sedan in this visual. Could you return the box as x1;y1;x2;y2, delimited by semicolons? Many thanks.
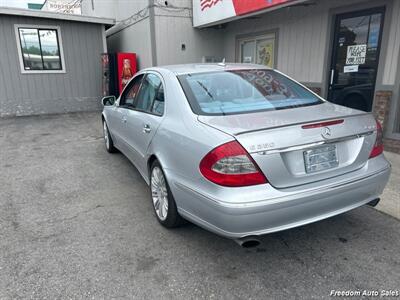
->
101;64;391;247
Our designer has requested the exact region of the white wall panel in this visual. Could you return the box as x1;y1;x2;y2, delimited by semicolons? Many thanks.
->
382;0;400;85
154;0;224;65
222;1;331;83
107;18;153;69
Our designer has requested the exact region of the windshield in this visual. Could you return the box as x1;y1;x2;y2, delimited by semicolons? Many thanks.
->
178;69;323;115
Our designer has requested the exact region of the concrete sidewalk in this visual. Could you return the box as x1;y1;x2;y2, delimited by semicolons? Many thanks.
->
376;151;400;219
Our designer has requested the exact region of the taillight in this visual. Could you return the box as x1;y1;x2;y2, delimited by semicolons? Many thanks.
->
199;141;267;187
369;120;384;158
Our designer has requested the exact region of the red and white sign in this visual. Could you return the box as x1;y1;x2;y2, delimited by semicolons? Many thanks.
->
200;0;222;10
193;0;299;27
117;53;137;94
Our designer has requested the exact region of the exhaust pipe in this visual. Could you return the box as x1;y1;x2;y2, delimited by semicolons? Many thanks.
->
367;198;380;207
234;236;261;248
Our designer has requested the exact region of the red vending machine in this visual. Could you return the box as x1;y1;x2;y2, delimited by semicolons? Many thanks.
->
102;52;137;97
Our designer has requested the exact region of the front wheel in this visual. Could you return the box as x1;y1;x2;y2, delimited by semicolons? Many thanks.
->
103;120;117;153
150;161;184;228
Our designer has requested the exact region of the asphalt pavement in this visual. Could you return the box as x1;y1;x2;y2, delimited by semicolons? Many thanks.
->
0;112;399;299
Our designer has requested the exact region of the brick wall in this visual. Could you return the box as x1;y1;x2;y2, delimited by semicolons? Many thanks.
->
372;90;400;154
384;138;400;153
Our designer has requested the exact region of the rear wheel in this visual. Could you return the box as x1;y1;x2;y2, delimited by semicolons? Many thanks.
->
103;120;117;153
150;160;184;228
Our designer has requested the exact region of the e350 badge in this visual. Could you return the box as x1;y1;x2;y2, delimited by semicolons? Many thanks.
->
249;142;276;152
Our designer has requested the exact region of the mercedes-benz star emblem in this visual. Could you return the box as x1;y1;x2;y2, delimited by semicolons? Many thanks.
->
321;127;332;139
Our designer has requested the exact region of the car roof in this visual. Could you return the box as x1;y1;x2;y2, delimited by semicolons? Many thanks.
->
145;63;272;76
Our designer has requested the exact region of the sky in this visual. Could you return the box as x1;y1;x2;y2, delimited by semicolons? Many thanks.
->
0;0;45;8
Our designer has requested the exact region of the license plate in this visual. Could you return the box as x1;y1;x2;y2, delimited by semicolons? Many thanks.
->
303;145;339;174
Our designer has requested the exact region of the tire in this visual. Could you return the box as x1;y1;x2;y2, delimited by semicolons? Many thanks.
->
103;120;117;153
150;160;184;228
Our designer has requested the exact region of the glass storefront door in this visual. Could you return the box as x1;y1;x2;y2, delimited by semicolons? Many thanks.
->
328;7;385;112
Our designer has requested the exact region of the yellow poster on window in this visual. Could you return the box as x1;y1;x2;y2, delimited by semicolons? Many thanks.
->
257;39;275;68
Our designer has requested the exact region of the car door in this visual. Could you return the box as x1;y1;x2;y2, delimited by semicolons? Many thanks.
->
110;74;144;155
124;72;165;176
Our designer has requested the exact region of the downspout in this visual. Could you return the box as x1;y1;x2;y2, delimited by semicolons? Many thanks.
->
149;0;158;66
101;24;107;53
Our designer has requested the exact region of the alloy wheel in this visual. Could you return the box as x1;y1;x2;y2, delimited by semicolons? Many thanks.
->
103;121;109;150
151;166;169;221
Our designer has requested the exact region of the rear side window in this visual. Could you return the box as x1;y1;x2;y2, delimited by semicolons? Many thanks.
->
178;69;323;115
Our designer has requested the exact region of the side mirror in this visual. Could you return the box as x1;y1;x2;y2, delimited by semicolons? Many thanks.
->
102;95;116;106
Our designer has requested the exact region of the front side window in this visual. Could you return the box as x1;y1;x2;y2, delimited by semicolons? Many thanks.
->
18;27;62;71
120;74;144;107
135;74;164;116
179;69;323;116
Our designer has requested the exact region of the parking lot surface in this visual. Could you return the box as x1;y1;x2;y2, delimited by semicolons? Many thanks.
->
1;112;399;299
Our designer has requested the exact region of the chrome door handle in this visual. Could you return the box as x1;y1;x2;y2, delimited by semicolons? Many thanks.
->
122;116;127;123
143;124;151;133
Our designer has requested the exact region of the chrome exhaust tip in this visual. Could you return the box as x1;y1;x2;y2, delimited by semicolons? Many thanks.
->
234;236;261;248
367;198;380;207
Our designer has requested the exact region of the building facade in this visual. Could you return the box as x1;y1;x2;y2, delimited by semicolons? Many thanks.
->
82;0;400;151
82;0;223;69
0;7;114;117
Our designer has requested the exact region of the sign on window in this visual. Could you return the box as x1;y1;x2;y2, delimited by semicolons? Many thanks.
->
346;44;367;65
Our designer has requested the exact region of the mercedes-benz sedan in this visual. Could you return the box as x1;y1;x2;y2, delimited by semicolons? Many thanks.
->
101;64;391;246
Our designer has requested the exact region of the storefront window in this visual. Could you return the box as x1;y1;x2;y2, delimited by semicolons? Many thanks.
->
240;40;256;63
238;33;276;68
16;26;64;72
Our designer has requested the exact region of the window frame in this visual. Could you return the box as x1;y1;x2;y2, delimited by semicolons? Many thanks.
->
119;72;165;117
119;74;145;108
236;30;278;68
14;24;66;74
133;73;165;117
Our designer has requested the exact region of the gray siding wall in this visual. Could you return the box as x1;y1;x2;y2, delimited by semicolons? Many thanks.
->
0;15;104;117
382;0;400;85
107;17;153;69
222;3;328;84
105;0;152;69
221;0;387;85
221;0;400;91
105;0;224;69
154;0;224;65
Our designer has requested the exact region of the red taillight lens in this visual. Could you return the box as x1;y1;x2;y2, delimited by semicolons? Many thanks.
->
369;120;384;158
199;141;267;187
301;119;344;129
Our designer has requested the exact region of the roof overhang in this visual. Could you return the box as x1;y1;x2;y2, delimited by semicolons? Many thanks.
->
193;0;310;28
0;6;115;26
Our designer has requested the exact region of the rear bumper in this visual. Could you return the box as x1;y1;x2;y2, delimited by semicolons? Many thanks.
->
168;156;391;239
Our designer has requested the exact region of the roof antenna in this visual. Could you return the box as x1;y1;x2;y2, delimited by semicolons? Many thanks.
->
218;58;226;66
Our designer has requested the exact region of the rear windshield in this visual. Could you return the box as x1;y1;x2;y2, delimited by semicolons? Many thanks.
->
178;69;323;115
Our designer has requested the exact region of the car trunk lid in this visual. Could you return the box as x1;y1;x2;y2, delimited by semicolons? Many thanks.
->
198;103;377;188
